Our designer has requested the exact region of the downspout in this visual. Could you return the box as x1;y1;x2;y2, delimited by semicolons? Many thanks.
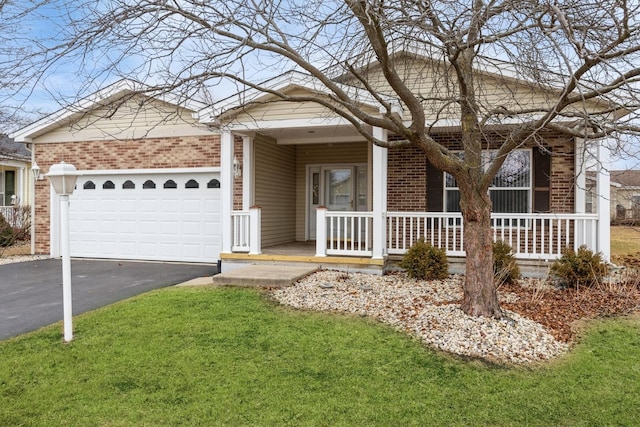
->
28;143;36;255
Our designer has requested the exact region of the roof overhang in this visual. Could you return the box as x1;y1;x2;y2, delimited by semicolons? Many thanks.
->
196;70;404;125
10;79;209;142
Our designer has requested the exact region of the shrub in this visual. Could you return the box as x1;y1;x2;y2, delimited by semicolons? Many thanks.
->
493;240;520;285
400;238;448;280
0;213;14;247
550;245;608;288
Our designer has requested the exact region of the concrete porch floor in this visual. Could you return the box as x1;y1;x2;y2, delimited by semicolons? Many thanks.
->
220;241;387;276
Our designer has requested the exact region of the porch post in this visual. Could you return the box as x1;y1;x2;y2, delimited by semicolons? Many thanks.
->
221;130;234;254
242;136;254;210
249;206;262;255
574;138;586;214
315;206;327;257
596;139;611;262
372;127;388;260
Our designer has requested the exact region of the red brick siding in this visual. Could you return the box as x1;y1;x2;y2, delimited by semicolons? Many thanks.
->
387;132;575;213
387;145;427;211
547;136;575;213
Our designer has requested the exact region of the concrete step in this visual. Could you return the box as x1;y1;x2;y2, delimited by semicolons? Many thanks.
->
211;264;318;287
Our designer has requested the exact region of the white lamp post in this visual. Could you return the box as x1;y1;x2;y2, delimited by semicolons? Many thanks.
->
45;161;79;342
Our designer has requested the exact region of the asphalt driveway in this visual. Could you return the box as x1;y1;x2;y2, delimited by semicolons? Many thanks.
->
0;258;217;341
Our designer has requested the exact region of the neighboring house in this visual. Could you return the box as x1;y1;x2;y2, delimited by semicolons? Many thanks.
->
609;170;640;223
0;134;32;226
10;52;612;271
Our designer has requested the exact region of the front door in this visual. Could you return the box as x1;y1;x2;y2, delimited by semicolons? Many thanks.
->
308;164;367;239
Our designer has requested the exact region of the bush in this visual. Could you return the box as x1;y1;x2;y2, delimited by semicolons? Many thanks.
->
400;238;448;280
0;213;14;247
550;245;608;288
493;240;520;285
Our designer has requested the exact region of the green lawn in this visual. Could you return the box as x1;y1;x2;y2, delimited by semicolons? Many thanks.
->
611;225;640;258
2;287;640;426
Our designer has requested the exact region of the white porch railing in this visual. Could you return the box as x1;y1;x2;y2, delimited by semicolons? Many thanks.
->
387;212;466;256
387;212;599;260
231;207;261;254
236;208;598;261
231;211;250;252
316;209;374;257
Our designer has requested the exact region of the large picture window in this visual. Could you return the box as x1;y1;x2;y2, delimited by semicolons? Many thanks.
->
445;150;531;214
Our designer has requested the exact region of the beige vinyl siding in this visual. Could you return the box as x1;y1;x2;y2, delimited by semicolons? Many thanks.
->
230;88;379;124
341;55;604;122
294;142;369;241
33;96;214;143
254;136;296;247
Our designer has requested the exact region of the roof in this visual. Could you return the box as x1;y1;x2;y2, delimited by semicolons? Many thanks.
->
10;79;209;142
197;70;403;123
610;170;640;187
0;134;30;162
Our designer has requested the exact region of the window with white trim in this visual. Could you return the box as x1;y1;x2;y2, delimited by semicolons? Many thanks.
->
445;150;532;214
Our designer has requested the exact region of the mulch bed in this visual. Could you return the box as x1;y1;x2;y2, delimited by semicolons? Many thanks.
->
500;279;640;342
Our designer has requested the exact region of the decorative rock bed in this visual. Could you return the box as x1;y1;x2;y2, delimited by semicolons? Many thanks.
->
272;270;569;365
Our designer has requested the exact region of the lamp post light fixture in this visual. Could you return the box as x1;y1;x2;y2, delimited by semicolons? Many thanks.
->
45;161;79;342
31;161;42;181
233;155;242;178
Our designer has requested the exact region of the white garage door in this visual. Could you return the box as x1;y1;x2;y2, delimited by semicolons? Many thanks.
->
67;170;221;263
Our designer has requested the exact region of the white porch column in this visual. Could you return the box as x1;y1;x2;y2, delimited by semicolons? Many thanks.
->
596;139;611;262
315;207;327;257
17;167;25;206
249;206;262;255
574;138;586;214
242;136;254;210
372;128;388;260
221;130;234;254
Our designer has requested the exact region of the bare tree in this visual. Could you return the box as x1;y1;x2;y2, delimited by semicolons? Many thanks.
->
3;0;640;317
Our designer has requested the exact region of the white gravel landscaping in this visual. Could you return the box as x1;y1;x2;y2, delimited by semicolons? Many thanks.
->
272;270;569;365
0;255;49;265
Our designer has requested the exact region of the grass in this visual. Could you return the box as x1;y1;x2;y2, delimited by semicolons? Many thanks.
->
610;225;640;258
2;286;640;426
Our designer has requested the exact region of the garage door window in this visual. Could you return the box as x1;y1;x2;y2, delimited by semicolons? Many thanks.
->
83;181;96;190
207;179;220;189
163;180;177;189
186;179;199;189
143;180;156;189
103;180;115;189
123;180;135;189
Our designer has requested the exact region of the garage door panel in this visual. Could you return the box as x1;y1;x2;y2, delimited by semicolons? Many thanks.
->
160;222;180;235
119;242;138;255
140;199;160;213
119;220;138;233
119;199;138;212
69;171;221;262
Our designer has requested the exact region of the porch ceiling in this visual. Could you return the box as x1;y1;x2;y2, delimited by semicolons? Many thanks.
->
255;124;368;145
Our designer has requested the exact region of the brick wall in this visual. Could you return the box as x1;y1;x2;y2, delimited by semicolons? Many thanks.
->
547;135;575;213
387;132;575;213
32;135;244;254
387;144;427;211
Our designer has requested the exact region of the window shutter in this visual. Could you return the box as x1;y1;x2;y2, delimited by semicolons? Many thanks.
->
533;147;551;212
426;159;443;212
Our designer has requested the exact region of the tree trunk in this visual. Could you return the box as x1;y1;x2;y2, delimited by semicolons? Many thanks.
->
460;190;503;318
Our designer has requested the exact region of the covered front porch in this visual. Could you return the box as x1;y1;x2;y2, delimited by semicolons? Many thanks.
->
223;209;603;274
217;125;611;274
